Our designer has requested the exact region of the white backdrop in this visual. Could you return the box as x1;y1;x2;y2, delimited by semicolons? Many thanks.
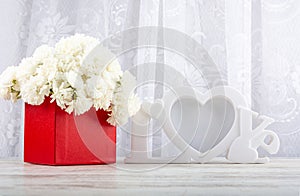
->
1;0;300;158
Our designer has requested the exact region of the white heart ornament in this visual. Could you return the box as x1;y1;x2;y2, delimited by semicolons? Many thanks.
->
156;86;248;162
125;86;280;163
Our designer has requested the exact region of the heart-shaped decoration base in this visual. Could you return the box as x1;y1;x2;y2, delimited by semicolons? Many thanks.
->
125;86;280;164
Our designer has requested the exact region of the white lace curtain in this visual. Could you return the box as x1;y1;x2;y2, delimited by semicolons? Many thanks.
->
1;0;300;158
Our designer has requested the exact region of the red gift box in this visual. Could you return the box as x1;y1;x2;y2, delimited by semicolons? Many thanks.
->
24;98;116;165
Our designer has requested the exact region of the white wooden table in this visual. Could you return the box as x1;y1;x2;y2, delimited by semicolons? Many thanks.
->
0;159;300;195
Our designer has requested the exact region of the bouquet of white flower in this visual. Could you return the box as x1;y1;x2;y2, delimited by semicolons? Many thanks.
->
0;34;141;126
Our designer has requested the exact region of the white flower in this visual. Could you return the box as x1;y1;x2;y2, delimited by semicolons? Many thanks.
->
20;75;48;105
84;47;123;111
82;45;123;77
55;34;99;69
52;85;93;116
0;66;18;88
65;70;84;89
16;57;38;83
33;45;54;61
107;71;141;126
70;89;93;115
48;34;100;115
86;73;116;111
0;34;141;126
17;45;54;83
50;80;74;110
36;57;58;82
0;66;20;102
18;45;57;105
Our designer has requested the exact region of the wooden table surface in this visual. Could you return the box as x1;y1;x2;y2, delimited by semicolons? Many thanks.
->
0;158;300;195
